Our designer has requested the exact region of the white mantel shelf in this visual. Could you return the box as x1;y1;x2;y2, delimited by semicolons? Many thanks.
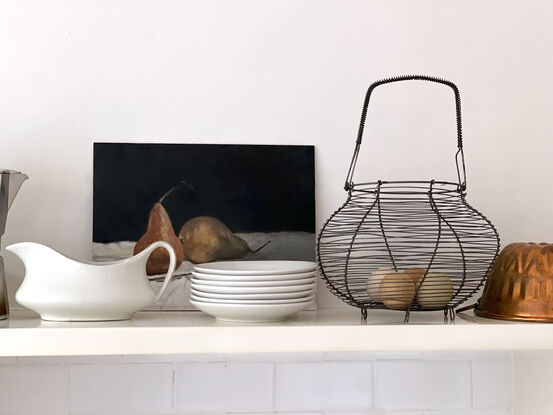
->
0;308;552;356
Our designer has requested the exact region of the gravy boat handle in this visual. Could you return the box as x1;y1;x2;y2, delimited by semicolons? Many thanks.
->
141;241;177;302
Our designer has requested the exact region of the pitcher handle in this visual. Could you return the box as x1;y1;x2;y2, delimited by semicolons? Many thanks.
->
142;241;177;302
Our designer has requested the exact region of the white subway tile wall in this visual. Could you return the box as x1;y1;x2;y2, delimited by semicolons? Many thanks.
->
472;360;513;409
0;352;513;415
424;411;512;415
276;362;373;410
70;363;173;414
175;362;274;411
325;411;423;415
0;365;69;414
374;360;472;410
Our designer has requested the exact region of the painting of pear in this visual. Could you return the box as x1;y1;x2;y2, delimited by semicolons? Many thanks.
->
93;143;315;311
179;216;261;264
134;203;185;275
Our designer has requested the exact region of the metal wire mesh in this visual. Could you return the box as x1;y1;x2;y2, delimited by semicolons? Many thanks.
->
317;76;500;322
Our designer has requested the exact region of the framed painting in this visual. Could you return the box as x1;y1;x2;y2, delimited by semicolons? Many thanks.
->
93;143;316;310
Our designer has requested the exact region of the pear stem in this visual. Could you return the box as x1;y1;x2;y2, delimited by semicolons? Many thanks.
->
250;240;271;253
159;180;194;204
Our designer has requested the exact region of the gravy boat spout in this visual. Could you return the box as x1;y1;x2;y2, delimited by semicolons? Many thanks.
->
6;242;66;269
6;241;177;321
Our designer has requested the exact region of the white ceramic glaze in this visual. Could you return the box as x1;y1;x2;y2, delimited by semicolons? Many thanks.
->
190;287;314;300
6;241;176;321
189;276;316;287
191;270;316;282
193;260;317;276
190;281;316;294
190;294;314;305
189;299;310;322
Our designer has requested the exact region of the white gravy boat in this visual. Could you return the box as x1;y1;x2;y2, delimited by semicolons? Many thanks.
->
6;241;176;321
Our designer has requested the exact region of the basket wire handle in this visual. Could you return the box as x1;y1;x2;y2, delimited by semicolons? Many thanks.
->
344;75;467;192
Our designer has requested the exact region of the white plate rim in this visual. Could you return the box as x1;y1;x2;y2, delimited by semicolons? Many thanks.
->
191;287;314;299
191;282;316;294
190;294;315;305
190;299;312;309
189;276;316;287
191;270;316;282
193;260;317;276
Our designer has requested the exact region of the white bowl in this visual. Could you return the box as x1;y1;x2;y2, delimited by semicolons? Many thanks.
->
191;287;314;300
190;300;310;322
190;281;316;294
190;276;316;287
194;260;317;276
191;270;316;282
190;294;314;305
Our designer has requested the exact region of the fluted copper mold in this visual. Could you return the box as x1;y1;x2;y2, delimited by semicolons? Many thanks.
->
476;242;553;322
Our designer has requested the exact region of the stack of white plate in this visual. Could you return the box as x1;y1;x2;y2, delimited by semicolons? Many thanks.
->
190;260;317;323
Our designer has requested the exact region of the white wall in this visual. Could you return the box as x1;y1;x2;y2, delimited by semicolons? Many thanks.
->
2;0;553;307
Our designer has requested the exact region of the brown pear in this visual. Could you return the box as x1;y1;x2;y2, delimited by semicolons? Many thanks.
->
134;203;185;275
179;216;268;264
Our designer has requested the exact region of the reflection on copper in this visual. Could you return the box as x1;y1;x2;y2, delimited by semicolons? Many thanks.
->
476;243;553;322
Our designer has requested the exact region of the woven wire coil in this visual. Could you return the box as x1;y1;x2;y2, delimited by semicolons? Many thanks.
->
317;76;500;322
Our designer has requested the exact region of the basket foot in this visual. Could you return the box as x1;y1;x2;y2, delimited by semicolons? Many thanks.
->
443;307;456;323
403;310;410;324
361;308;368;322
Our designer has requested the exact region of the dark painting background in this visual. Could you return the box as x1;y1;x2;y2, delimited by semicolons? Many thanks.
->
93;143;315;243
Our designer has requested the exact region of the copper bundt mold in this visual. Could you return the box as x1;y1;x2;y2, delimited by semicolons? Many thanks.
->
476;242;553;322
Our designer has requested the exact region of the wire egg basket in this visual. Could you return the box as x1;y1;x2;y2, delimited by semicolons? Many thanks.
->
317;75;500;322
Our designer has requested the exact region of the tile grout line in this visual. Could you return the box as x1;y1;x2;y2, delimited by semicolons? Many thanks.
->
171;362;177;414
272;361;277;410
67;363;73;415
371;358;377;410
511;351;516;413
470;357;475;410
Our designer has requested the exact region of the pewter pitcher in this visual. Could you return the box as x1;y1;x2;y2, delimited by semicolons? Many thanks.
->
0;170;28;319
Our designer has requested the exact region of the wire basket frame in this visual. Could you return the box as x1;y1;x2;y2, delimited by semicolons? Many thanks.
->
317;75;500;323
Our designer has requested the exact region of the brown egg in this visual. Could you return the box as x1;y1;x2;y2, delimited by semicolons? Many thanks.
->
403;268;426;284
379;271;416;310
416;272;454;309
366;267;394;302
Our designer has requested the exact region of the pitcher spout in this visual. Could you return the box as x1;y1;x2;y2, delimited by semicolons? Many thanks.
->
6;242;59;268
